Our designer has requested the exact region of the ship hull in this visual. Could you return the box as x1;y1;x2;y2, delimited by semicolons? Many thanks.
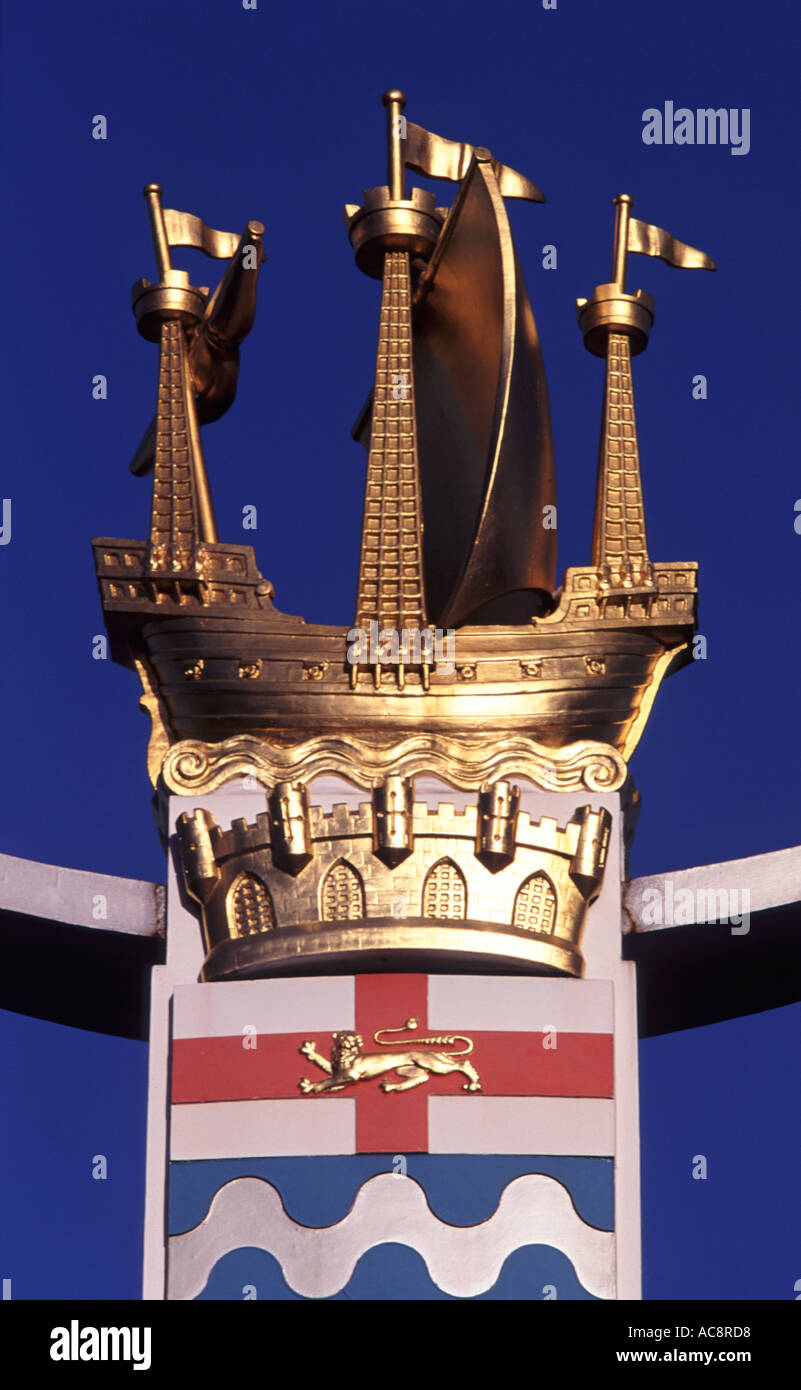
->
95;540;696;776
143;617;683;755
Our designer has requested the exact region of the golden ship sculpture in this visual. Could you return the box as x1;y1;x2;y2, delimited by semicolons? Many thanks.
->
94;91;714;978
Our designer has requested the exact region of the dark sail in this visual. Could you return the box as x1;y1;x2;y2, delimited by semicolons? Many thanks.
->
354;154;557;626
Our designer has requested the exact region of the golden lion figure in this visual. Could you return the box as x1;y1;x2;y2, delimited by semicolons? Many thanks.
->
298;1020;482;1095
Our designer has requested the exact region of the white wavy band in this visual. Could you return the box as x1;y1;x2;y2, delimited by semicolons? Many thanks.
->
167;1172;615;1300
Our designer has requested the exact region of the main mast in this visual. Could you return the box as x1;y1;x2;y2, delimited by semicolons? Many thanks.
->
347;92;441;688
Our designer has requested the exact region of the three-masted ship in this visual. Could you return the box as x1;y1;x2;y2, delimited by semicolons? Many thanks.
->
94;93;712;796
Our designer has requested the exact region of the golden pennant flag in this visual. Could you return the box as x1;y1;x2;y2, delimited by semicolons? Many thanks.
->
403;120;545;202
627;217;716;270
162;207;264;261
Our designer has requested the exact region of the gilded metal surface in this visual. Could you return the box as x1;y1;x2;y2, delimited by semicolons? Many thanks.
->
200;919;585;981
267;781;313;875
355;152;557;624
352;250;428;659
147;318;212;564
591;331;653;589
132;654;171;787
168;607;686;740
298;1022;482;1095
476;781;520;871
383;90;406;202
96;545;694;781
346;186;443;280
373;776;414;866
131;195;265;477
94;99;713;989
574;194;713;599
417;154;557;624
162;732;628;795
374;88;545;204
128;184;265;561
175;789;611;979
404;122;544;203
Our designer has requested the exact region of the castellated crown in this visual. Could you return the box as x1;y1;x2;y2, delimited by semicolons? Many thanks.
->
175;779;612;980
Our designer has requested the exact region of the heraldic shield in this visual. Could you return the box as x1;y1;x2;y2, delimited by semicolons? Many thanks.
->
165;970;618;1300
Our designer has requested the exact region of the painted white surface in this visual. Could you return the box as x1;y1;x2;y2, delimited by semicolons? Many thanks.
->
611;963;641;1300
429;1096;615;1155
625;844;801;926
171;974;612;1038
428;976;613;1033
142;967;170;1300
0;850;161;936
171;1098;356;1159
172;976;355;1039
166;843;206;985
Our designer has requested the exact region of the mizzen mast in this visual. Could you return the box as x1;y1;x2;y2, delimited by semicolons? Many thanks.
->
577;193;716;597
577;194;655;593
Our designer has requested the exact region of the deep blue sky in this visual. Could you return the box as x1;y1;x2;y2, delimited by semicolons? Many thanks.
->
1;0;799;1299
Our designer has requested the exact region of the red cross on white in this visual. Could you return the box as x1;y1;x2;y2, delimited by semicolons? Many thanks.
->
170;974;614;1157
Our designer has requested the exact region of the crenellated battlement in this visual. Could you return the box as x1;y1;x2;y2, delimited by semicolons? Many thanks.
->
206;795;591;861
175;778;612;981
